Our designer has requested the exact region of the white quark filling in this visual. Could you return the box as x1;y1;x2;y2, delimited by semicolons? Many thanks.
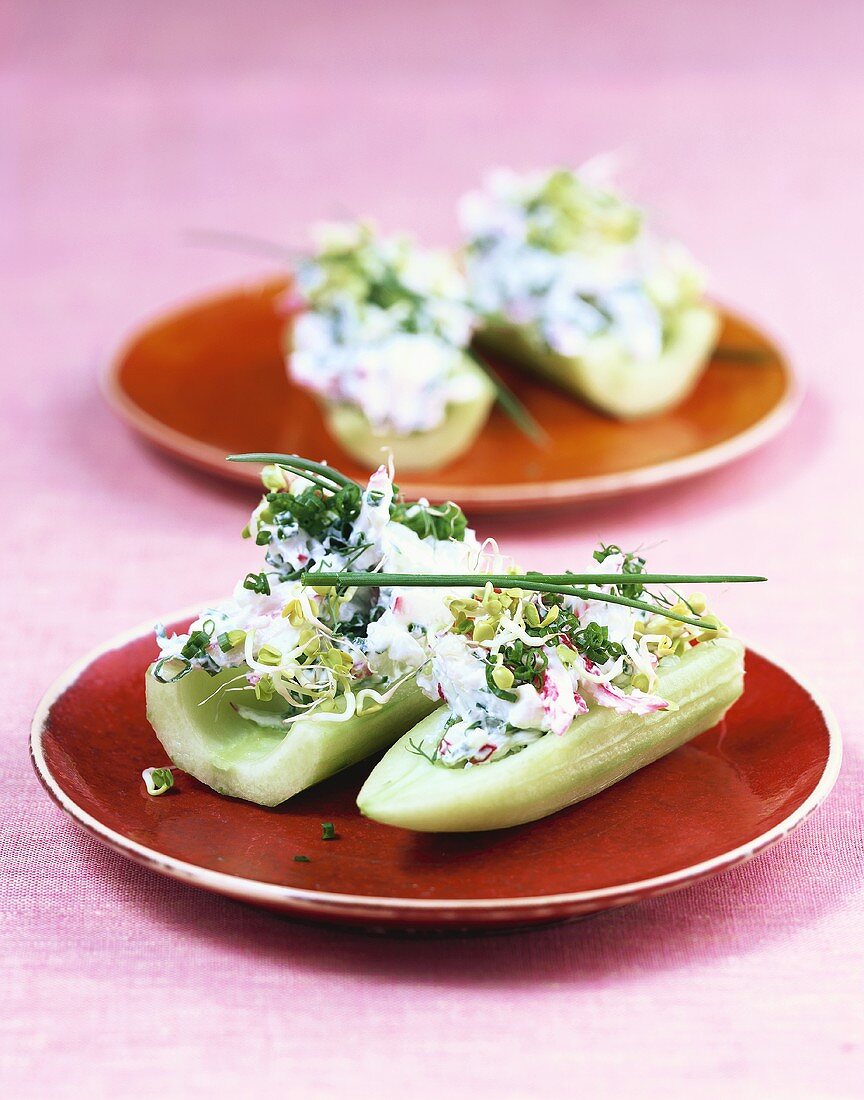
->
417;551;672;767
155;575;311;674
292;315;483;435
363;512;495;682
289;232;481;436
465;238;666;363
460;168;704;363
156;466;487;725
418;635;589;766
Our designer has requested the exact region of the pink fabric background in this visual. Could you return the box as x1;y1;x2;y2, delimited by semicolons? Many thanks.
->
3;1;863;1095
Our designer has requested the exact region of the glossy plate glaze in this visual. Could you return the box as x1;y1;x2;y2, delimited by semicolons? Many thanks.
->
103;280;798;512
31;613;839;933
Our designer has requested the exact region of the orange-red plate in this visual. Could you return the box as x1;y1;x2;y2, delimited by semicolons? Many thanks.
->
103;281;798;511
31;613;839;933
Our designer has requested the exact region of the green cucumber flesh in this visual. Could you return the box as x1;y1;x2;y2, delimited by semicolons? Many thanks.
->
320;357;495;472
475;303;720;420
357;636;744;832
146;663;438;806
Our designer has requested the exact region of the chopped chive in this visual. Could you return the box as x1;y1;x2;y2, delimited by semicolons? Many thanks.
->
293;855;311;863
243;571;271;595
142;767;174;796
321;822;337;840
217;629;245;653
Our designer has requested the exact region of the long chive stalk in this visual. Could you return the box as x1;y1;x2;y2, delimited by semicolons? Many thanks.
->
466;349;547;446
711;346;773;364
301;571;766;630
228;453;357;489
306;571;766;588
184;228;304;264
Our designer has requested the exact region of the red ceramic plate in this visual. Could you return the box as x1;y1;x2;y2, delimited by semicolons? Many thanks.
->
31;612;839;933
103;280;799;512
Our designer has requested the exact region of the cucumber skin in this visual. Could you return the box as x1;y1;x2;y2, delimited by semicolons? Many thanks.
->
319;357;495;473
474;303;720;420
357;637;744;832
146;665;439;807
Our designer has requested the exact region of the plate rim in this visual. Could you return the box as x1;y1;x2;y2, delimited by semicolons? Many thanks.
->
31;607;842;916
100;283;803;509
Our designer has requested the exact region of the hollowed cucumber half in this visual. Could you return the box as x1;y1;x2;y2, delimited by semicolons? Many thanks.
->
474;303;720;420
319;359;495;472
357;637;744;832
146;664;438;806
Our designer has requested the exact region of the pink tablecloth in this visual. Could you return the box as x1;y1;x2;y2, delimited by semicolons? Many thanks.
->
3;2;863;1095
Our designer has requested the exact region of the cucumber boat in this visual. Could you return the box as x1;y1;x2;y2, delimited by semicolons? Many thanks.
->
461;165;720;419
145;455;481;805
284;221;495;472
318;353;494;471
350;545;747;831
474;302;719;419
358;636;743;832
147;666;435;807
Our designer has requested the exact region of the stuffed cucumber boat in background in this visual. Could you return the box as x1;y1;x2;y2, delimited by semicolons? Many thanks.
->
146;455;495;805
461;164;720;419
282;222;497;471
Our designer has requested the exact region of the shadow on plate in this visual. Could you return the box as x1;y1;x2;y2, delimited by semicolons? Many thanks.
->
73;738;857;988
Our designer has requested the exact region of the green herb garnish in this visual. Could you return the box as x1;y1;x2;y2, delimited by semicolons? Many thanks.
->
389;499;467;542
407;737;438;764
487;638;548;699
570;621;624;664
711;346;774;364
293;855;311;863
217;629;245;653
265;482;363;546
229;454;470;545
184;227;303;264
243;571;271;596
151;657;191;684
229;453;356;489
142;767;174;797
593;544;646;599
321;822;337;840
180;619;216;661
